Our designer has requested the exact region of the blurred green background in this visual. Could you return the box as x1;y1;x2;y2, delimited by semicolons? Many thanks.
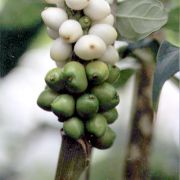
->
0;0;179;180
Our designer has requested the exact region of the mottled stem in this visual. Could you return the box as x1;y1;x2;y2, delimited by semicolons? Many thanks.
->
124;62;154;180
55;132;92;180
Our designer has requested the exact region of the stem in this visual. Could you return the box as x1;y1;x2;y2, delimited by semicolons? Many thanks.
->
123;62;154;179
55;132;92;180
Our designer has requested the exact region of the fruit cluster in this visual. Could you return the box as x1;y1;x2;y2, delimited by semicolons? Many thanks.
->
37;0;121;149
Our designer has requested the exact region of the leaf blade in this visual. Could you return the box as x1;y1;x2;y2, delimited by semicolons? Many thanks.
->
152;41;179;111
116;0;168;41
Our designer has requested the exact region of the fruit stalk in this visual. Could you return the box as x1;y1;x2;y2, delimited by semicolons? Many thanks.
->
123;62;154;179
55;134;92;180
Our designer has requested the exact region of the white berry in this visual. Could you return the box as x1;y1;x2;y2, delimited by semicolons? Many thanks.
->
59;20;83;43
65;0;89;10
84;0;111;20
99;45;119;64
93;14;114;26
50;38;72;61
74;35;106;60
89;24;117;45
47;27;59;39
41;7;68;31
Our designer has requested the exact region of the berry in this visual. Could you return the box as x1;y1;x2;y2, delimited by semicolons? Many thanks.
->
37;89;59;111
101;108;118;124
63;117;84;140
50;38;72;62
92;127;116;149
76;94;99;118
107;64;121;85
86;114;107;137
45;67;64;92
99;45;119;64
91;82;119;111
51;94;75;118
89;24;117;45
74;35;106;60
84;0;111;20
65;0;89;10
59;20;83;43
85;61;109;85
63;61;88;93
41;7;68;31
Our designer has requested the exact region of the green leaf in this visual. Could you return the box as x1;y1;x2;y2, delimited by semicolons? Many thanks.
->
116;0;168;41
165;29;180;47
165;7;179;32
113;68;136;88
0;0;45;28
152;41;179;111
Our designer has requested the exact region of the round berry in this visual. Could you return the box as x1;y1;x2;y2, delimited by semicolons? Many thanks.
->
89;24;117;45
74;35;106;60
84;0;111;20
92;127;116;149
65;0;89;10
86;114;107;137
51;94;75;118
99;45;119;64
63;117;84;140
50;38;72;62
59;20;83;43
76;94;99;118
41;7;68;31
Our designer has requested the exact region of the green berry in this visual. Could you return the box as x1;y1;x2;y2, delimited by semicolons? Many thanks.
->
63;61;88;94
76;94;99;118
86;114;107;138
92;127;116;149
37;89;58;111
86;61;109;85
106;64;121;85
101;108;118;124
63;117;84;140
45;67;64;92
51;94;75;119
91;82;120;111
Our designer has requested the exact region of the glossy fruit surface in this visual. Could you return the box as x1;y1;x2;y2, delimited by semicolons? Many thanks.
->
51;94;75;118
84;0;110;20
101;108;118;124
85;61;109;85
65;0;89;10
86;114;107;137
74;35;106;60
41;7;68;31
92;127;116;149
63;117;84;139
89;24;117;45
59;20;83;43
91;82;119;111
99;45;119;64
50;38;72;62
37;89;58;111
76;94;99;118
45;67;64;92
63;61;88;93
